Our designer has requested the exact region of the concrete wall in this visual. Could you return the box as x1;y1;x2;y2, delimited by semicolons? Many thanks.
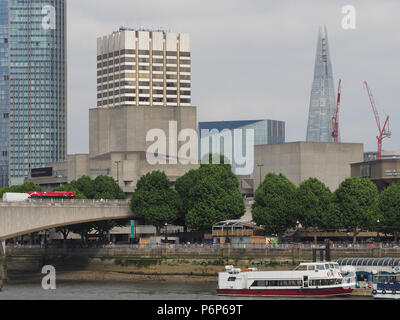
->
254;142;364;191
89;105;197;158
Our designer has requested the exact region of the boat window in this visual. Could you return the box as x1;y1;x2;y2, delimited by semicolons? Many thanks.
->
228;277;236;282
325;264;330;269
266;280;302;287
334;264;340;270
295;265;308;271
317;265;325;270
251;280;266;287
336;279;342;285
307;265;315;271
329;264;335;269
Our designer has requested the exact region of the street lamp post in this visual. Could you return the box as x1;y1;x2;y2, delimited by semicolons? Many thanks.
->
257;164;264;186
377;219;381;243
115;161;121;185
164;223;168;244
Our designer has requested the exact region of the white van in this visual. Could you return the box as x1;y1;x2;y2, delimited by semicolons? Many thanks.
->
2;193;31;202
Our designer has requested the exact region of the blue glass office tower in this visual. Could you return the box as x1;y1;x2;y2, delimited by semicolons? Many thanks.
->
306;26;337;143
0;0;8;187
7;0;67;186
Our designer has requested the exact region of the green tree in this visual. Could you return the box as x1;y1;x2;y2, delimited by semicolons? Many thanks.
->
92;175;125;200
59;176;125;244
68;223;93;244
377;182;400;242
178;159;245;231
70;176;95;199
131;171;181;235
70;175;125;200
174;169;199;227
53;184;87;242
252;173;297;238
52;184;87;199
296;178;334;243
0;182;42;198
335;177;379;244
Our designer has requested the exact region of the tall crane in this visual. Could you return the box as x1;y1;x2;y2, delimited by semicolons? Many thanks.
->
331;79;342;143
363;81;391;160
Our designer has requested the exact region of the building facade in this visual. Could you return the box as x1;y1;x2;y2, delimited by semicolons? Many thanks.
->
7;0;67;186
199;119;285;175
0;0;8;187
306;26;337;143
30;27;198;195
97;28;191;109
254;142;364;191
351;158;400;192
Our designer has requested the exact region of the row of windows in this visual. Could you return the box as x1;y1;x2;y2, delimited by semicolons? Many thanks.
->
98;66;191;74
310;279;342;286
250;280;303;287
249;279;343;288
98;82;191;90
98;97;191;106
98;58;191;67
97;50;190;60
97;74;191;83
98;89;191;98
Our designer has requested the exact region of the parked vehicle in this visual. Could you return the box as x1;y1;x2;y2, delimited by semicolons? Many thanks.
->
2;193;31;202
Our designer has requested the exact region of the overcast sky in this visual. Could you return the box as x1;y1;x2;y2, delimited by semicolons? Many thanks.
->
67;0;400;154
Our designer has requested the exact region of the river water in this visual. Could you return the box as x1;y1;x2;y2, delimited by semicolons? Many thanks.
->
0;279;371;300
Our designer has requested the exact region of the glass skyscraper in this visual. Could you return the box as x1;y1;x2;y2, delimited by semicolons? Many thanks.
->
0;0;8;187
306;26;337;143
5;0;67;186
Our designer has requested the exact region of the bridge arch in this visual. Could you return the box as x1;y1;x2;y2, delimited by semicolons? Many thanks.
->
0;201;135;242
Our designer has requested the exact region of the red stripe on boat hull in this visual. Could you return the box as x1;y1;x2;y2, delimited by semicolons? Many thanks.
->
217;287;353;297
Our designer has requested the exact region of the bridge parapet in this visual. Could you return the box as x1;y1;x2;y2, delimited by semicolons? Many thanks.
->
0;200;134;241
0;199;130;207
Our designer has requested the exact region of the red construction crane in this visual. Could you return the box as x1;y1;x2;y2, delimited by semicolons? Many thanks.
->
363;81;391;160
331;79;342;143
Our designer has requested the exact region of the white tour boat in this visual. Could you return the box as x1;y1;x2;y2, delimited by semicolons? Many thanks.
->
217;262;356;297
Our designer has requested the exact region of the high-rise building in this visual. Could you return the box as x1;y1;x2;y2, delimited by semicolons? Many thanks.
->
0;0;8;188
6;0;67;186
97;28;191;108
306;26;337;143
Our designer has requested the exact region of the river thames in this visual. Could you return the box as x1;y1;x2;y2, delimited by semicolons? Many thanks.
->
0;279;371;300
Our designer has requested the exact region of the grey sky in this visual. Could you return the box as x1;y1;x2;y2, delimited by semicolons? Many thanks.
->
67;0;400;154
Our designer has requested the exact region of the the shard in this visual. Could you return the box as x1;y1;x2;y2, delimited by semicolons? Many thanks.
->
306;26;337;142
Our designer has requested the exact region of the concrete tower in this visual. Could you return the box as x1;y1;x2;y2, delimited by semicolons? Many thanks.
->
306;26;337;143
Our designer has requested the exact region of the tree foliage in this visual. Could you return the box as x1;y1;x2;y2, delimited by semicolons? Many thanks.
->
252;173;297;237
131;171;181;234
52;184;87;199
56;176;125;242
296;178;333;230
0;182;42;198
377;181;400;242
176;158;245;231
335;177;379;243
70;175;125;200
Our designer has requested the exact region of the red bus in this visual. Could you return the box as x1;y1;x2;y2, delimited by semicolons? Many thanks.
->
27;191;77;200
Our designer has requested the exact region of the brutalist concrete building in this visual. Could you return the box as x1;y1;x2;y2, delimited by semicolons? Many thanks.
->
254;142;364;191
29;28;199;196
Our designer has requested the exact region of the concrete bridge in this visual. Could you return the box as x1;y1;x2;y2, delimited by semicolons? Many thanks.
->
0;200;134;256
